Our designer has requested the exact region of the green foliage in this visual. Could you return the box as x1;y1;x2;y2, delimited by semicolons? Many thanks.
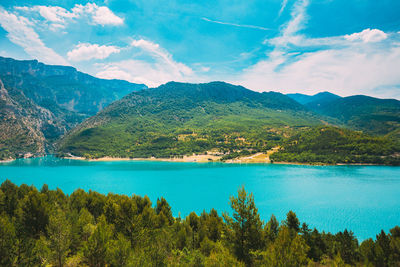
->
47;208;72;267
284;210;300;233
0;215;17;266
271;126;400;165
59;81;321;159
1;180;400;266
225;185;264;265
256;226;309;267
306;95;400;136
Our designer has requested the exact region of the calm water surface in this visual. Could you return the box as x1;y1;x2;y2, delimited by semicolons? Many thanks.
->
1;156;399;240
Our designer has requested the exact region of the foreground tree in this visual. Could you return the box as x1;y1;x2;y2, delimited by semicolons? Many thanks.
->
259;226;309;267
83;216;113;267
225;186;263;265
47;208;72;267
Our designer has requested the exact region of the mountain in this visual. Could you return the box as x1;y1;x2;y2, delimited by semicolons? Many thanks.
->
0;57;146;116
0;79;53;158
58;81;323;158
306;95;400;135
288;91;400;136
287;92;341;105
271;126;400;165
0;57;146;159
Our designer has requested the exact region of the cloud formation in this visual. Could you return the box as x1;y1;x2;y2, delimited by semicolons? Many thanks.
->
278;0;289;17
72;3;124;26
67;43;120;61
345;28;387;43
16;3;123;27
96;39;195;87
233;0;400;99
0;8;67;65
201;17;271;31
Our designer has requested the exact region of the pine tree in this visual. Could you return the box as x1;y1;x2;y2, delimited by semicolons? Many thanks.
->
227;186;263;266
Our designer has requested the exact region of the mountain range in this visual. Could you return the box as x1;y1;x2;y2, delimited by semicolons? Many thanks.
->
287;92;400;136
0;56;146;159
0;57;399;164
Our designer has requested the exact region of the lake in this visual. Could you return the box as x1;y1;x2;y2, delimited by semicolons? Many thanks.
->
1;156;399;240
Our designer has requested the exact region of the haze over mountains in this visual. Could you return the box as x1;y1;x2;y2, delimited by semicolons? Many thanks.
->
0;57;399;163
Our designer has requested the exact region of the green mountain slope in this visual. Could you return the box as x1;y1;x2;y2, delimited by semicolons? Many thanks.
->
271;126;400;165
0;57;146;159
59;82;323;158
306;95;400;135
287;92;341;105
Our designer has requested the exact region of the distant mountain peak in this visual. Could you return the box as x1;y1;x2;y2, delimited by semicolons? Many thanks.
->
287;91;341;105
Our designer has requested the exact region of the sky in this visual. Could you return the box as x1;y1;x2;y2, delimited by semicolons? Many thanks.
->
0;0;400;99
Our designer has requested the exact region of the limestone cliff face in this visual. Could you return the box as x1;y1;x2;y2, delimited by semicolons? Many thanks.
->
0;57;147;159
0;78;51;158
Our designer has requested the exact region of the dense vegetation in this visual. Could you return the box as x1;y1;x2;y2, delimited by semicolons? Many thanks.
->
1;180;400;266
2;56;400;163
287;92;341;106
305;95;400;136
0;56;146;160
59;82;321;159
270;127;400;165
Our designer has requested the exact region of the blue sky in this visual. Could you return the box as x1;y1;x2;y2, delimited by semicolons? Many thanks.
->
0;0;400;99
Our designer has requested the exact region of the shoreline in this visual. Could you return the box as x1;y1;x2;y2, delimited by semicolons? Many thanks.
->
0;158;14;163
62;155;390;166
1;154;393;166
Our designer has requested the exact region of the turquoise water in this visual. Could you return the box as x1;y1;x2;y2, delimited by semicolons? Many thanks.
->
1;156;399;240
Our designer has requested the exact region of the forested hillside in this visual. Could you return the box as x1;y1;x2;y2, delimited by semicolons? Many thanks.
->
0;57;146;160
287;92;341;105
271;127;400;165
1;181;399;266
1;56;399;164
306;95;400;136
58;81;322;159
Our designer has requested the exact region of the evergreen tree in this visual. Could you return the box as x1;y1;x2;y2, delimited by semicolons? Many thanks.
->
265;214;279;243
0;215;17;266
226;186;263;265
261;226;309;267
47;208;71;267
284;210;300;233
83;216;113;267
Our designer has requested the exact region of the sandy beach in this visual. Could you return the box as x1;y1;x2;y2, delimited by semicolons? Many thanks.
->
64;154;223;163
0;158;14;163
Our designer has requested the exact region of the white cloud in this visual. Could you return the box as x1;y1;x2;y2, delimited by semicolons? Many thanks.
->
96;66;134;82
67;43;120;61
95;39;198;87
235;43;400;98
278;0;289;17
345;28;387;43
131;39;193;77
34;6;76;23
201;17;270;31
0;8;67;65
233;0;400;99
16;3;123;28
93;5;124;26
71;3;123;26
